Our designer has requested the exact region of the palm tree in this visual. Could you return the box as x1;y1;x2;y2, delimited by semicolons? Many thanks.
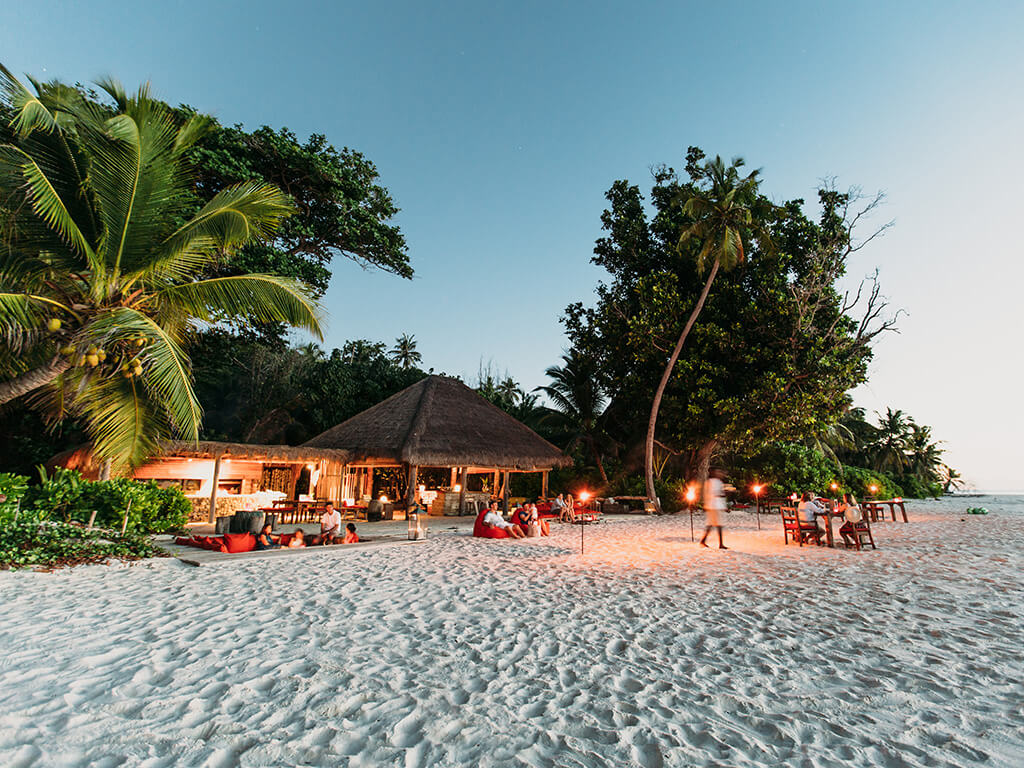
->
871;408;910;474
536;351;609;485
644;156;765;510
905;422;943;481
0;68;322;469
941;465;963;494
389;333;421;369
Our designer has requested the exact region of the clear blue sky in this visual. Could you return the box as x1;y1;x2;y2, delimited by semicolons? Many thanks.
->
3;1;1022;489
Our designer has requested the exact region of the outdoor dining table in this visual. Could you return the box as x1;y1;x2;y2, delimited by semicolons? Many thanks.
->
815;507;845;548
865;499;908;523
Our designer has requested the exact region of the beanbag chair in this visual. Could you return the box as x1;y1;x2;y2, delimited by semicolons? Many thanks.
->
278;533;293;547
223;532;256;553
473;509;511;539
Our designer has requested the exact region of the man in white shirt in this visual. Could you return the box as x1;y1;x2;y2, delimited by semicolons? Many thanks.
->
483;502;525;539
320;502;342;544
797;493;825;525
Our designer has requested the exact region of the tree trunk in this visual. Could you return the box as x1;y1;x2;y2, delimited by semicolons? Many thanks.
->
587;436;609;486
0;357;71;406
694;438;718;489
644;260;721;512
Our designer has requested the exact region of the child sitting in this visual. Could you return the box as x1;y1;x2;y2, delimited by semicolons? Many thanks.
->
343;523;359;544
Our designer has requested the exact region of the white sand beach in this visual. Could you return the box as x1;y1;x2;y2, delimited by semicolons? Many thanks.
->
1;497;1022;767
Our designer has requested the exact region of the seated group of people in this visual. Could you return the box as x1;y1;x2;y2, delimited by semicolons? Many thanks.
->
796;491;864;547
481;501;550;538
255;502;360;550
548;492;579;522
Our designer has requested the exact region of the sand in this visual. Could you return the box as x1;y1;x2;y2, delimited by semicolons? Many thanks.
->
1;497;1022;767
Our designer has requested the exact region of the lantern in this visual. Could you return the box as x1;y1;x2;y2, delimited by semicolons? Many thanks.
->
408;503;428;541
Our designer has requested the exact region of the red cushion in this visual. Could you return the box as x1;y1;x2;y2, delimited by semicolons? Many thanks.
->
473;510;511;539
278;533;293;546
223;533;255;553
175;536;193;546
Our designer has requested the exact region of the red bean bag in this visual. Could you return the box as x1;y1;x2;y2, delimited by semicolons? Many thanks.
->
223;532;256;553
278;533;293;547
174;536;193;546
473;509;511;539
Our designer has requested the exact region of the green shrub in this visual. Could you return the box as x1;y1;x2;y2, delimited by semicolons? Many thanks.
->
25;469;189;533
734;444;838;497
0;520;165;570
0;473;30;523
838;465;902;499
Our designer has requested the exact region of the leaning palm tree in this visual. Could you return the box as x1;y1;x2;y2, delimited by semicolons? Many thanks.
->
536;351;609;485
389;333;422;369
0;67;322;469
644;156;766;510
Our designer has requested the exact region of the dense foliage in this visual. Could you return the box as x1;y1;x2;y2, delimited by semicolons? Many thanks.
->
0;520;164;570
0;67;323;469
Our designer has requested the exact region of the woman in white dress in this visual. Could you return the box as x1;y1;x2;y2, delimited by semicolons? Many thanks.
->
699;469;728;549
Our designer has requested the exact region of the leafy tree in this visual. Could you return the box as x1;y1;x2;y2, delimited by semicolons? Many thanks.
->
0;67;322;469
535;351;610;484
185;121;411;295
564;148;896;499
390;333;422;369
941;465;963;493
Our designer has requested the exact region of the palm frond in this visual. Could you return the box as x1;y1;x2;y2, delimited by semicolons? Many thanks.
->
87;307;202;441
0;64;59;136
155;274;323;338
0;144;96;263
164;181;295;252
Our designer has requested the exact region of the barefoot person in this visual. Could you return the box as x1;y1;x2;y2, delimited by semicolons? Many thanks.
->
320;502;342;545
699;469;728;549
255;523;281;550
483;501;526;539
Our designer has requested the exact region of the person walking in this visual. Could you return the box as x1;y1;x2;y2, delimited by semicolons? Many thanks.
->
699;469;729;549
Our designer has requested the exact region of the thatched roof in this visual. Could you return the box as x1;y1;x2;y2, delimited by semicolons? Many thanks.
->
302;375;571;470
50;441;349;473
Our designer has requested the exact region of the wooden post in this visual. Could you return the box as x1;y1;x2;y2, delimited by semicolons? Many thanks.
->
502;470;510;512
492;470;499;497
450;467;457;487
458;467;467;515
541;470;549;500
208;453;223;525
406;464;419;507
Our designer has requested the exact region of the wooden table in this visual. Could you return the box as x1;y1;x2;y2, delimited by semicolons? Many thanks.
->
865;499;908;523
815;508;845;548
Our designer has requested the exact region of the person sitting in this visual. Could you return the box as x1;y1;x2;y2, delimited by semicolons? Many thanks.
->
343;522;359;544
561;493;576;523
320;502;342;545
530;503;550;536
838;493;863;547
551;493;566;521
288;528;307;548
483;501;526;539
255;523;281;550
511;505;531;535
797;492;825;529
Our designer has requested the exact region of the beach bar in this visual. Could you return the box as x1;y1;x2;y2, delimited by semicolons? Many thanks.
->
53;441;351;523
302;375;571;514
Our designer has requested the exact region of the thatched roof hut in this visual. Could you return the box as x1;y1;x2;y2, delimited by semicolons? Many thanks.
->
303;375;570;471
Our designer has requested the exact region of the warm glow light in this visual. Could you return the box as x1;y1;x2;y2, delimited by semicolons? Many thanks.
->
579;491;591;502
380;495;388;503
453;484;462;492
895;496;902;503
790;493;798;501
830;482;838;491
869;484;878;493
307;463;315;470
685;487;696;502
752;484;762;494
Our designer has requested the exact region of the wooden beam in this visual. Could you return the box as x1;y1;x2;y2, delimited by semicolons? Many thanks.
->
406;464;419;506
541;470;549;500
502;470;510;511
458;467;467;514
207;453;223;525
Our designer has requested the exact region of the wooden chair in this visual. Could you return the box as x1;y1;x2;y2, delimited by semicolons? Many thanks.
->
842;519;876;551
781;506;824;547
